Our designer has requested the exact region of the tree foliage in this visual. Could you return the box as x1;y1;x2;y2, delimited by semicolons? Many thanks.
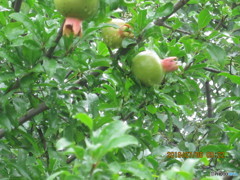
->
0;0;240;179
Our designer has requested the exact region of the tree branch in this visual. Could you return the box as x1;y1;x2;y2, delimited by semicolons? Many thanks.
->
66;155;76;164
205;81;213;118
203;67;222;74
215;15;228;30
161;23;192;35
0;103;49;139
154;0;190;26
45;21;64;58
13;0;23;12
37;127;50;167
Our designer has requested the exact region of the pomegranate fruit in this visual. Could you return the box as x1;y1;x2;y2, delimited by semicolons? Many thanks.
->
102;19;134;49
132;51;178;86
54;0;99;36
54;0;99;20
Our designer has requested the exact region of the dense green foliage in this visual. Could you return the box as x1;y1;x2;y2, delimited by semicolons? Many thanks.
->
0;0;240;179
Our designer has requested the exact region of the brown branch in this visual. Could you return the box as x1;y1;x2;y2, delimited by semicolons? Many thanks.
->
66;155;76;164
229;58;233;75
0;103;49;139
205;80;213;118
232;28;240;33
45;20;64;58
37;127;50;167
5;72;35;94
154;0;190;26
161;23;192;35
215;15;228;30
203;67;222;74
73;66;109;87
13;0;23;12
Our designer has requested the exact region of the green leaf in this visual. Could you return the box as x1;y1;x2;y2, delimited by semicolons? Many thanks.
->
136;9;148;31
56;138;72;151
0;49;21;65
90;58;111;68
207;43;227;65
180;159;199;173
42;59;57;76
47;171;71;180
175;93;191;105
89;121;138;159
81;93;99;116
108;135;138;150
22;39;42;65
0;72;15;82
200;144;230;153
147;104;157;114
188;0;200;4
200;157;210;166
0;114;12;130
121;161;154;180
92;120;130;144
156;3;174;17
218;72;240;85
3;22;25;41
122;38;136;48
198;9;212;29
9;12;34;31
74;113;93;130
16;129;44;156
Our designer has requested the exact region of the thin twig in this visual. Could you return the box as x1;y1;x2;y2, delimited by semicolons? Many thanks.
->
37;127;50;167
162;23;192;35
205;81;213;118
229;58;233;75
203;67;222;74
46;20;64;58
215;15;228;30
0;103;49;139
66;155;76;164
73;66;109;87
154;0;190;26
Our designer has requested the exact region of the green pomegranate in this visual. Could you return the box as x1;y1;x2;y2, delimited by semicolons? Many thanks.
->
54;0;99;37
102;19;134;49
54;0;99;20
132;51;178;86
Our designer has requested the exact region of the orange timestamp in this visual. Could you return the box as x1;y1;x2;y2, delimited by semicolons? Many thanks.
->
167;152;225;158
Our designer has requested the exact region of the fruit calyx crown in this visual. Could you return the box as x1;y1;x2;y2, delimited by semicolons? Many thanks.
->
161;57;178;72
119;24;134;38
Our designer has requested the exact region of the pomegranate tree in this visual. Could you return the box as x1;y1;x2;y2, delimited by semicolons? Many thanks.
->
132;51;178;86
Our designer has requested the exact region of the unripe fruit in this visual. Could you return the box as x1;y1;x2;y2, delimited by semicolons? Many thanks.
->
54;0;99;37
102;19;134;49
54;0;99;20
132;51;178;86
132;51;164;86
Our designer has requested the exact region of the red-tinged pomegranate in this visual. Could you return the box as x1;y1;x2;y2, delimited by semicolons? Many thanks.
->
102;19;134;49
54;0;99;37
132;51;178;86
